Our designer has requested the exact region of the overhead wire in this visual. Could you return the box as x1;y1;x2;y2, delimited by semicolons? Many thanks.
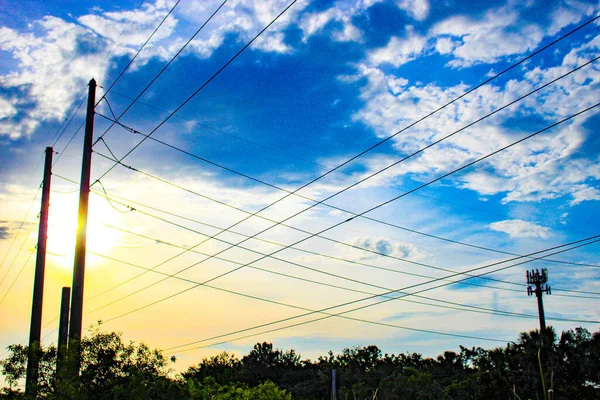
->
0;217;39;288
91;0;299;182
52;172;599;308
87;25;600;316
94;224;600;323
0;239;37;306
81;101;600;323
93;45;599;270
165;235;600;353
87;189;600;301
92;13;598;269
97;0;179;103
87;156;600;300
103;88;596;239
92;0;229;144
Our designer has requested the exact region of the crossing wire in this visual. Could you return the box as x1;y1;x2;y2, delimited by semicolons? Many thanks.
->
92;225;600;324
97;0;180;104
52;172;600;315
0;217;39;288
92;0;230;145
165;236;600;353
88;190;600;301
90;33;600;309
94;54;599;272
87;162;600;299
92;102;600;323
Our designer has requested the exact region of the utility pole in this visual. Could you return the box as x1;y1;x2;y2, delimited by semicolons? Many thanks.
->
25;146;53;397
56;286;71;374
526;268;551;334
68;78;96;375
331;369;337;400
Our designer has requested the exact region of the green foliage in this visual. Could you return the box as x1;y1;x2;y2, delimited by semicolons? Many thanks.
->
2;326;600;399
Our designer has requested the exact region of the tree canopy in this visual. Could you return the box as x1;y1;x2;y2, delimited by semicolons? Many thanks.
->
2;326;599;399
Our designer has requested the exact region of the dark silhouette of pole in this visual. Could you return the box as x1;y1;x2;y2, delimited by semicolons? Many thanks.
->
331;369;337;400
69;78;96;374
25;146;53;397
526;268;551;333
56;286;71;373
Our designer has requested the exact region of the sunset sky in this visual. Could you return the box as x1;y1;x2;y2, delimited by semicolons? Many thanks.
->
1;0;599;382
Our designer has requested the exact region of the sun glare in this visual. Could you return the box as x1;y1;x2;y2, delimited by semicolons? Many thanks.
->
47;192;122;269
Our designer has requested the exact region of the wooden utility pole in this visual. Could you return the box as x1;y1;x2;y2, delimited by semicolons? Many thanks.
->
25;146;53;397
68;78;96;374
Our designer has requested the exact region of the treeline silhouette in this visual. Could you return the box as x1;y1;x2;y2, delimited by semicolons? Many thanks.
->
1;326;599;399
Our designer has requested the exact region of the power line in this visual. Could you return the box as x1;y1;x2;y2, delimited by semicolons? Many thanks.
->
94;36;599;271
91;0;299;182
50;90;88;148
102;88;597;239
90;102;600;321
92;0;229;145
0;246;36;306
0;217;39;288
166;236;600;353
95;224;600;323
89;44;600;314
82;252;509;345
0;188;41;274
87;166;600;300
53;173;600;305
97;0;181;103
92;13;598;276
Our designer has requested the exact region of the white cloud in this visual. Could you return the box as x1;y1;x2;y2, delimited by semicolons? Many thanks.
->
299;7;362;43
0;17;112;138
338;236;427;262
347;28;600;206
432;7;544;68
368;27;428;67
395;0;430;21
360;0;430;20
489;219;551;239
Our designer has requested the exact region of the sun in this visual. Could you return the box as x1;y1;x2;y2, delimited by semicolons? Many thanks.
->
46;191;122;269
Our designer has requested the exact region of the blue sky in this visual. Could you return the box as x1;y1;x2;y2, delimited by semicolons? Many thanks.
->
1;0;599;377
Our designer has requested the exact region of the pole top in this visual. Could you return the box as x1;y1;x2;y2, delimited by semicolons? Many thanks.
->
89;78;96;86
45;146;53;152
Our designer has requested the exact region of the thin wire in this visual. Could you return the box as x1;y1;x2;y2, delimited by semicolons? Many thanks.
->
0;217;39;288
168;236;600;352
91;0;297;182
97;0;182;104
87;252;511;344
53;173;600;301
0;247;36;305
0;186;41;273
51;90;88;147
90;55;600;310
94;13;598;258
93;102;600;320
92;0;230;144
95;54;600;268
97;224;600;323
96;196;600;299
53;119;86;166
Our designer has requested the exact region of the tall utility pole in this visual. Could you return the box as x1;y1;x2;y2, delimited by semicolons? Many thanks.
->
25;146;53;397
68;78;96;374
526;268;551;333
